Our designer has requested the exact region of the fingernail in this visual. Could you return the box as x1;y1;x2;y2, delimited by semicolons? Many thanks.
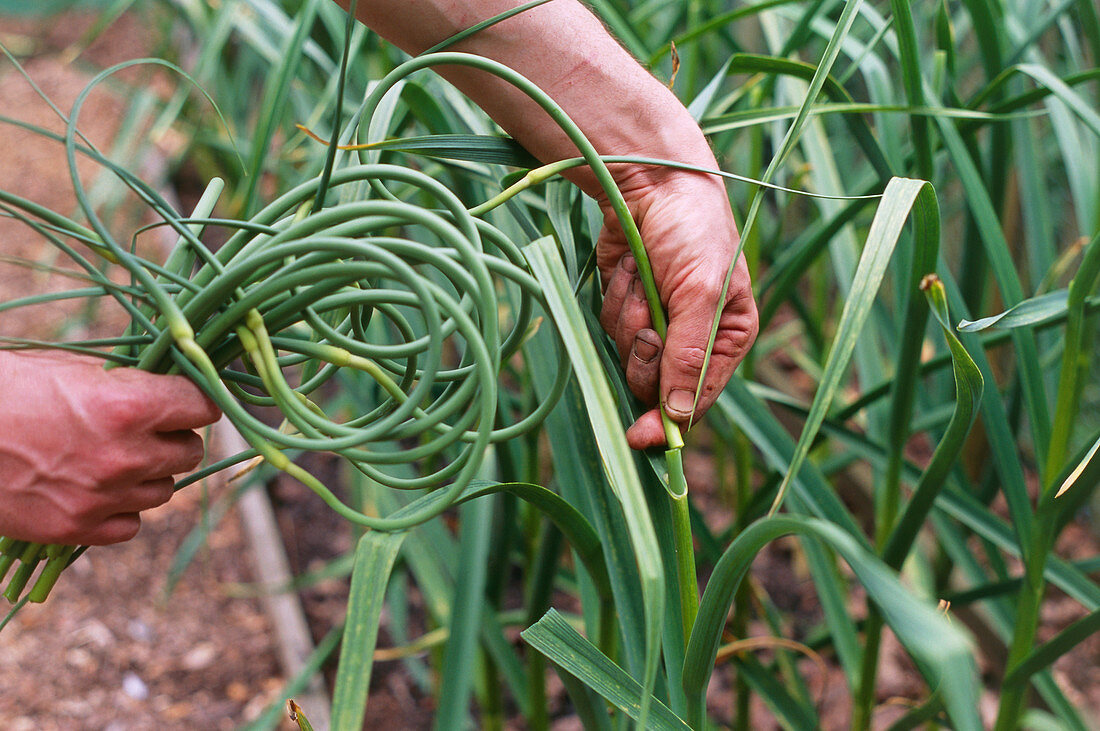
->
632;332;660;363
619;255;637;273
664;388;696;418
630;277;646;299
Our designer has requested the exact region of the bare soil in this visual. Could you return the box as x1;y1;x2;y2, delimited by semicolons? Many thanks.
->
0;12;292;730
0;8;1097;731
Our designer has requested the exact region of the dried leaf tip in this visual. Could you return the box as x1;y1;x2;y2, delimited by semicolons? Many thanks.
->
667;41;680;90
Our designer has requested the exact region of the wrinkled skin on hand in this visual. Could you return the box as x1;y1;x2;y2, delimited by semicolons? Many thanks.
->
596;170;758;449
0;351;221;545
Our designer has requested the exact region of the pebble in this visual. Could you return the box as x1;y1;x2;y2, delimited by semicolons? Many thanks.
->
122;672;150;701
127;619;154;643
182;641;218;670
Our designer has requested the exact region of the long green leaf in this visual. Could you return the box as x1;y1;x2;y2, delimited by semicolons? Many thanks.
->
305;132;540;168
522;609;691;731
330;529;407;730
1003;607;1100;687
1045;230;1100;489
528;330;648;674
683;515;981;730
526;236;665;723
958;290;1071;332
434;497;495;730
769;177;940;514
882;275;983;567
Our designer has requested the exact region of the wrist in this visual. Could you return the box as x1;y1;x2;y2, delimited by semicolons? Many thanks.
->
531;50;719;198
567;103;720;202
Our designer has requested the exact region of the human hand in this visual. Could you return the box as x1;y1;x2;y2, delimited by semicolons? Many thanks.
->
343;0;758;448
597;169;758;449
0;351;221;545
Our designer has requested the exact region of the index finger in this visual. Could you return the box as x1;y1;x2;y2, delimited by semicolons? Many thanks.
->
124;373;222;432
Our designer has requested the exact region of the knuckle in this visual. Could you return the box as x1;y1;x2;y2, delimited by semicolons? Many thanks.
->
721;298;760;358
727;317;759;356
599;303;618;334
178;432;206;471
173;378;221;423
143;479;175;509
51;502;97;545
51;515;83;545
98;387;149;431
117;522;141;544
95;446;146;485
199;395;222;425
156;481;175;505
101;516;141;545
666;343;710;375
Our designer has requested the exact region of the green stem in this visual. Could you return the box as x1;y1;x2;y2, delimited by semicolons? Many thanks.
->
853;612;884;730
3;543;43;603
1043;231;1100;489
667;448;697;650
994;518;1054;730
993;576;1045;730
0;539;26;584
478;648;504;731
27;544;77;603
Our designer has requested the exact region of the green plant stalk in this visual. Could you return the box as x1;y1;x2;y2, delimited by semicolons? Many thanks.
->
667;448;697;649
26;544;78;603
523;520;561;731
994;522;1054;730
1043;231;1100;487
665;440;695;659
0;539;26;584
852;613;884;731
477;648;504;731
889;0;935;181
994;239;1100;727
3;543;42;603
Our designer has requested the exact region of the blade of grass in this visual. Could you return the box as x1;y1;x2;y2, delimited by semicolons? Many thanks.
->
683;515;981;730
1003;607;1100;687
526;235;665;724
1044;231;1100;490
298;127;539;167
768;177;939;515
696;0;872;420
882;275;983;568
435;497;495;730
522;609;691;731
330;530;407;730
958;290;1072;331
527;324;645;671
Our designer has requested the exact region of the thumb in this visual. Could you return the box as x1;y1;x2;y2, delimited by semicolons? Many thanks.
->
659;280;756;426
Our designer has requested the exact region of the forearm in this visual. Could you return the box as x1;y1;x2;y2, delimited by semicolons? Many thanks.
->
338;0;718;196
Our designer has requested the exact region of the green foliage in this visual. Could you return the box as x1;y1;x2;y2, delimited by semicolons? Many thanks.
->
0;0;1098;727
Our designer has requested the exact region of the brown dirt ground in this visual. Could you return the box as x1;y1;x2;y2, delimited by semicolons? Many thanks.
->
0;8;1098;731
0;12;297;731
